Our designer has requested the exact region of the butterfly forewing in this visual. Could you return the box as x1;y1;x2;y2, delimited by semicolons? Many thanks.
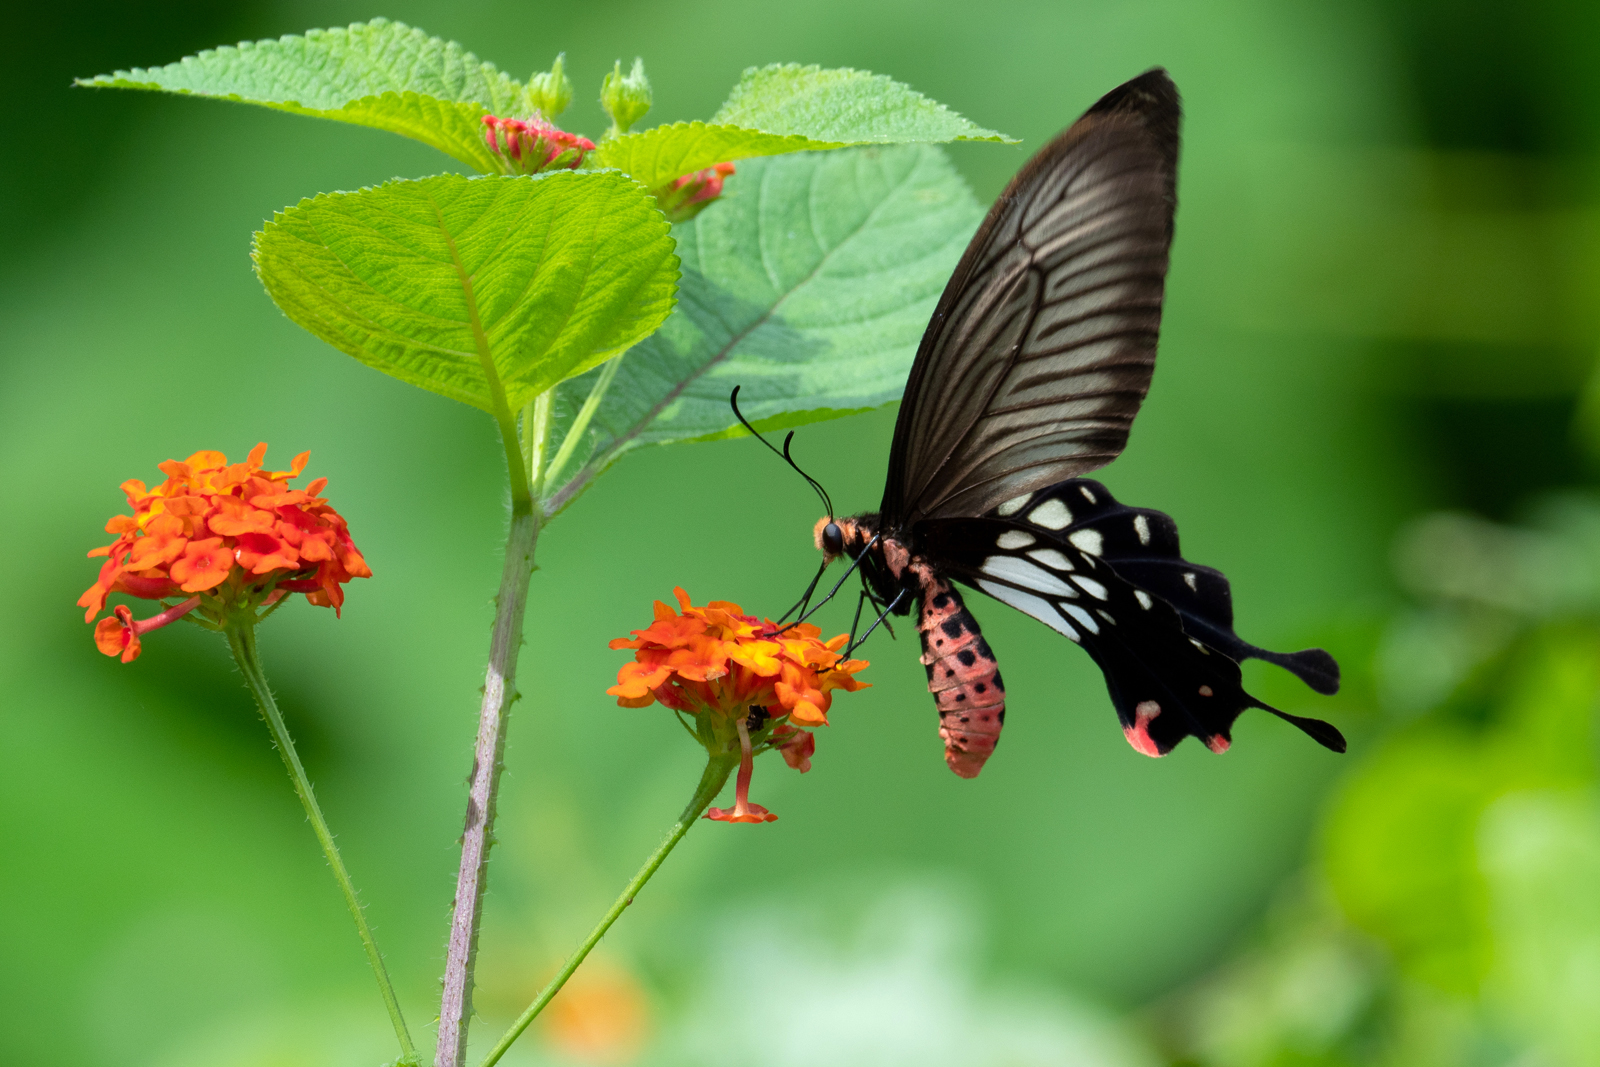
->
882;71;1181;528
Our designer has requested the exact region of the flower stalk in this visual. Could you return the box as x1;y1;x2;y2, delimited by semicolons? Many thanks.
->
476;752;738;1067
225;621;416;1065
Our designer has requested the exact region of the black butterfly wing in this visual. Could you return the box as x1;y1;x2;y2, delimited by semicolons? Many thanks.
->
917;479;1345;755
1034;478;1342;696
881;69;1180;530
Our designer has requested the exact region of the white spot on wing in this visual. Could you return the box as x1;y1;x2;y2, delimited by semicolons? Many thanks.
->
1027;498;1073;530
1134;590;1153;609
1079;486;1097;503
1184;572;1198;591
1190;638;1208;653
1199;685;1214;697
981;555;1075;596
1026;548;1074;571
978;580;1080;642
1068;529;1104;556
1098;609;1117;625
1134;514;1150;545
1071;575;1109;600
997;494;1032;517
1060;602;1100;635
996;530;1035;550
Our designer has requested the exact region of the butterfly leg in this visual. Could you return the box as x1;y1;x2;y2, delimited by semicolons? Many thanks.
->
794;534;880;626
779;556;831;624
845;588;908;657
848;587;871;645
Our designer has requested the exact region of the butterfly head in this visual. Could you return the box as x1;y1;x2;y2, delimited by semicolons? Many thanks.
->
813;514;881;564
814;516;845;560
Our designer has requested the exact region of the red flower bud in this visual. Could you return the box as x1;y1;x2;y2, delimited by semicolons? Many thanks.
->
483;115;597;175
652;162;736;224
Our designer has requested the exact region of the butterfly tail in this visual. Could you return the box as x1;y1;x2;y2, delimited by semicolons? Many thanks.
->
917;574;1006;778
1257;700;1348;753
1252;646;1341;695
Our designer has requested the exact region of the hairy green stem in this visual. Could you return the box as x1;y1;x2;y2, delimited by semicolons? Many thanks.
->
436;499;541;1067
225;623;416;1064
475;753;737;1067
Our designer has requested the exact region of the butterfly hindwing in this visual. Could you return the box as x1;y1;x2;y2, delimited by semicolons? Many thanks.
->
1004;479;1341;695
916;478;1345;754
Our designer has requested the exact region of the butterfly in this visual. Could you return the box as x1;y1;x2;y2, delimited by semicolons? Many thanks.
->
808;68;1344;777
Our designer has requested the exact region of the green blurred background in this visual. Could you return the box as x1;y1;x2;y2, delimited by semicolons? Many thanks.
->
5;1;1600;1064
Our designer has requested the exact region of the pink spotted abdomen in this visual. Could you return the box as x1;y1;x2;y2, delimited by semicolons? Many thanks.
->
916;573;1006;778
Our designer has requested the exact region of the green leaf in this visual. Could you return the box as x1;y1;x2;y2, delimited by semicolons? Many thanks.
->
76;18;523;171
540;144;982;514
592;67;1013;190
590;123;815;192
713;64;1013;145
253;172;678;416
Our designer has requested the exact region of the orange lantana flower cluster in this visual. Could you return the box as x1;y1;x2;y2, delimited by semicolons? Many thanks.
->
79;444;370;662
608;588;867;823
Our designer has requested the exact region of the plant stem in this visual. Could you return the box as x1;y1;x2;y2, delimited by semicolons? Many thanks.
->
436;500;542;1067
225;623;416;1064
521;391;554;492
476;752;736;1067
542;355;623;493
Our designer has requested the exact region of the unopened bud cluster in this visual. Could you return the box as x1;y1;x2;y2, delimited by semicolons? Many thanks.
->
601;58;652;136
525;54;574;119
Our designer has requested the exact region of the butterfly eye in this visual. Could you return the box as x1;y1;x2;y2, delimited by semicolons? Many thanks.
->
823;522;845;555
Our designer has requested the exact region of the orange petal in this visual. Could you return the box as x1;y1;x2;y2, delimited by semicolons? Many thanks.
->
169;538;233;592
181;450;228;471
93;607;142;663
705;803;777;824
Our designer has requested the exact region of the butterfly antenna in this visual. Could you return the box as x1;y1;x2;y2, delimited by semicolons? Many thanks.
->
729;386;835;519
781;431;834;521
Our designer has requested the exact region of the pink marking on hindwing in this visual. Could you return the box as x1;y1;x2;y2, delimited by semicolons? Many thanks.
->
1123;700;1164;758
915;569;1005;779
